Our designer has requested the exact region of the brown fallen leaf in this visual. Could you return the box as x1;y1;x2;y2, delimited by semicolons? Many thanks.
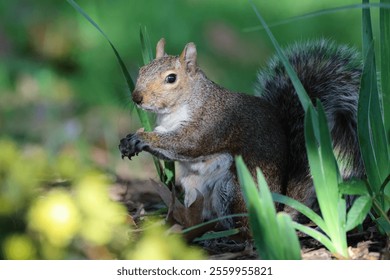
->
150;179;216;240
150;179;187;225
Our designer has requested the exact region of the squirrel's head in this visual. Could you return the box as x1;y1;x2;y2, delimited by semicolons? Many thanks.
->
133;38;199;114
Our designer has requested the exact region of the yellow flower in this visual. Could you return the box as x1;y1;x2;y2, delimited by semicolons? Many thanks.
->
28;190;80;247
129;221;204;260
74;173;127;245
3;234;36;260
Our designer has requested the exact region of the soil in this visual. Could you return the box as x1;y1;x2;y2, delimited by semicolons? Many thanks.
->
110;177;390;260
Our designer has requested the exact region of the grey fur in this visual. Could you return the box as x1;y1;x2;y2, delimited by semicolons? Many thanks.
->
256;39;364;213
119;39;364;228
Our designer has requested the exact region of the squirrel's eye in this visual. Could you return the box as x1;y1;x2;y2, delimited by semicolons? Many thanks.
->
165;73;177;84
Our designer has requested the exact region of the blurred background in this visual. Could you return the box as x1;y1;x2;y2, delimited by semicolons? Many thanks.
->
0;0;375;177
0;0;381;259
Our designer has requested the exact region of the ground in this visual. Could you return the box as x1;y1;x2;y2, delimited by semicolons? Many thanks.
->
109;176;390;260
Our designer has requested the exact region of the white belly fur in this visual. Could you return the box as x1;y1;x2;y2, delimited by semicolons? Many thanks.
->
178;153;235;228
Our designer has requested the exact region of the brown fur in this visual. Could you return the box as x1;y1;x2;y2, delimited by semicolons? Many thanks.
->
119;38;363;228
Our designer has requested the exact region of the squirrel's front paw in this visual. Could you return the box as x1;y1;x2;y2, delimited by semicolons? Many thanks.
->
119;133;147;160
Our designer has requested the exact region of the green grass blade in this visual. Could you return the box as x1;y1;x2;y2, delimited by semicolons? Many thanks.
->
140;26;154;64
381;0;390;164
291;222;337;254
181;213;248;234
235;156;275;259
236;156;301;259
67;1;174;186
339;179;370;195
249;0;312;112
163;161;175;186
139;27;175;187
381;173;390;193
346;195;372;231
383;175;390;213
138;26;157;132
376;216;390;235
276;213;301;260
337;197;347;236
358;42;382;191
305;104;339;223
358;42;390;194
256;167;301;259
256;169;278;233
359;0;390;220
362;1;390;177
67;0;135;92
271;192;327;233
305;103;348;257
244;3;390;32
255;168;286;259
362;0;388;170
138;26;166;181
372;201;390;224
385;194;390;205
193;228;240;242
362;0;374;60
66;0;156;138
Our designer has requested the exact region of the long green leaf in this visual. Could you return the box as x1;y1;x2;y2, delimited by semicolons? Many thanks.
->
140;26;154;64
346;196;372;231
271;192;327;233
359;0;390;224
68;0;175;187
339;179;370;195
138;26;166;181
376;216;390;234
256;169;279;239
305;105;339;223
358;43;382;191
236;157;273;258
181;213;247;234
255;168;284;258
66;0;156;133
291;222;336;254
276;213;301;260
235;156;301;259
380;0;390;212
67;0;134;93
139;27;176;187
305;103;348;257
358;39;390;195
248;0;312;112
193;228;240;242
380;0;390;189
244;3;390;32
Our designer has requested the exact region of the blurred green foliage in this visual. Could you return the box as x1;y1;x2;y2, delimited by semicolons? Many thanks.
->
0;0;372;158
0;1;368;99
0;0;370;148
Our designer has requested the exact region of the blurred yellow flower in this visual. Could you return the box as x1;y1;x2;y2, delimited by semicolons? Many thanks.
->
129;222;204;260
75;173;127;245
28;190;80;247
3;234;36;260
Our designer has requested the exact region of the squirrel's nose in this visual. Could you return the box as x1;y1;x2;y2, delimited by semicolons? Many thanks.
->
132;89;143;105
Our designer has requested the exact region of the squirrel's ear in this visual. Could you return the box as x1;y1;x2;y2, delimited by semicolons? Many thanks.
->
180;42;197;72
156;38;167;59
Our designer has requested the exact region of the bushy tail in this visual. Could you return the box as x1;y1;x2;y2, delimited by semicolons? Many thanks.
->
256;39;364;188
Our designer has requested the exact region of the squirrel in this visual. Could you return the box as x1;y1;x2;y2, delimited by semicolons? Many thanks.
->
119;38;364;229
